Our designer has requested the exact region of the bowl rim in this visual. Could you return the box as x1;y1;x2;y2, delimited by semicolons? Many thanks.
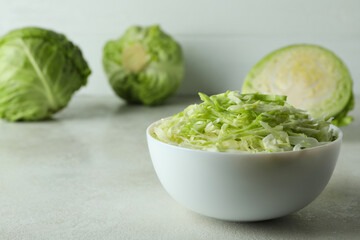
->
146;117;343;156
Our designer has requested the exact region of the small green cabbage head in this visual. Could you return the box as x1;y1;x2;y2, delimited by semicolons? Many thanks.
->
103;25;184;105
0;27;91;121
241;44;354;126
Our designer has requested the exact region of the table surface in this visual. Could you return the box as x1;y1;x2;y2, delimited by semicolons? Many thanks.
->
1;95;359;240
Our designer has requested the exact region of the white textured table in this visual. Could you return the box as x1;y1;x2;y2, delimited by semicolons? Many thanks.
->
1;95;359;240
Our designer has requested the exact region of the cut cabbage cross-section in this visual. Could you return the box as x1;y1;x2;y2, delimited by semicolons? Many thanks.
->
242;44;354;126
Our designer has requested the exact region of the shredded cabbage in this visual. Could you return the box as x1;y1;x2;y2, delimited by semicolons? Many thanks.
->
152;91;335;153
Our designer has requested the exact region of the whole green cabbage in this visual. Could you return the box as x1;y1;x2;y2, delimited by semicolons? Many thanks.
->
0;27;91;121
103;25;184;105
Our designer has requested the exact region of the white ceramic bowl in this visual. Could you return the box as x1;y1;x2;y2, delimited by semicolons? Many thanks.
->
146;119;342;221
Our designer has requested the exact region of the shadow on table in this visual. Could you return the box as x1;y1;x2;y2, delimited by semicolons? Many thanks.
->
55;95;199;121
55;98;122;121
112;95;199;120
340;96;360;143
180;174;360;239
341;121;360;143
226;175;360;238
115;95;199;111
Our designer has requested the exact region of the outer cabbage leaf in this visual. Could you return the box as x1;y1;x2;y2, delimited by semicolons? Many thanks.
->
241;44;354;126
153;91;335;153
0;27;91;121
103;25;184;105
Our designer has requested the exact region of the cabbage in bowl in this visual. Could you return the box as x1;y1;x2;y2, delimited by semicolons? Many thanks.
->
153;91;336;153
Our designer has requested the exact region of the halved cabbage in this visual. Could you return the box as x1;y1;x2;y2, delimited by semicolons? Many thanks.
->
242;44;354;126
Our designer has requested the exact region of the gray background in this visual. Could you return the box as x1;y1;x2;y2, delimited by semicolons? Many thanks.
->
1;0;359;96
